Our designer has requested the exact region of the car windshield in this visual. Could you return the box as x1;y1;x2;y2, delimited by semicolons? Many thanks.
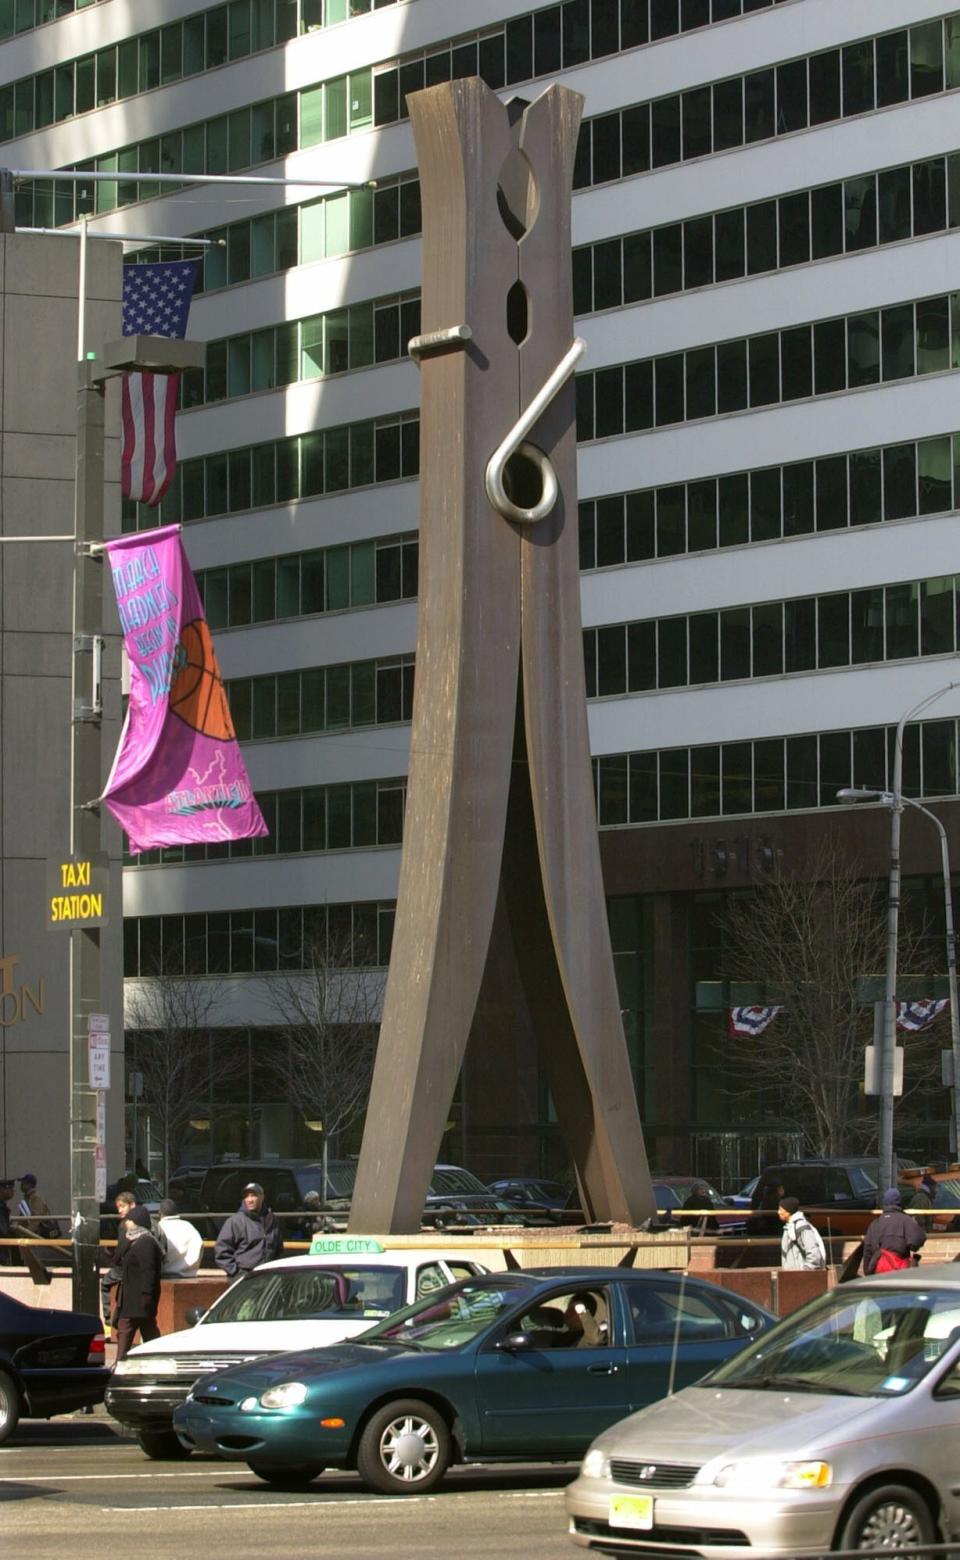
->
933;1179;960;1209
358;1280;530;1350
203;1266;406;1324
704;1285;960;1397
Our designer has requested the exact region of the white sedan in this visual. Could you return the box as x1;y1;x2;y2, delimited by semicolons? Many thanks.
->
106;1240;485;1458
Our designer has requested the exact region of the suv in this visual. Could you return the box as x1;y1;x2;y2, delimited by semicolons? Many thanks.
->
749;1157;911;1237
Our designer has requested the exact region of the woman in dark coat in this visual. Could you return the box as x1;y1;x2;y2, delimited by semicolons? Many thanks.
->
115;1215;163;1361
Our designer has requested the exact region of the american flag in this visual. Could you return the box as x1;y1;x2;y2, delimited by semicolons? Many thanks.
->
121;260;198;507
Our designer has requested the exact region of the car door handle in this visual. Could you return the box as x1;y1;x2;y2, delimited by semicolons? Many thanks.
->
587;1362;618;1374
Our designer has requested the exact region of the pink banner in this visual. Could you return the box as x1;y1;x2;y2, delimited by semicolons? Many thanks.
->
101;525;268;854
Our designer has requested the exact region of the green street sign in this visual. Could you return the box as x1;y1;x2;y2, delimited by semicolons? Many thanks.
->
309;1235;385;1256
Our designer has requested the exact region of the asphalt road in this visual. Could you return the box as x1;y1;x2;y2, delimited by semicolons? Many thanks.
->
1;1417;578;1560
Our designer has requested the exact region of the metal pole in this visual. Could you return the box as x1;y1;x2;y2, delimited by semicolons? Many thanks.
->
881;683;960;1190
902;797;960;1158
69;354;106;1315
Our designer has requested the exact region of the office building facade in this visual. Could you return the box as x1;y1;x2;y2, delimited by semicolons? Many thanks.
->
4;0;960;1189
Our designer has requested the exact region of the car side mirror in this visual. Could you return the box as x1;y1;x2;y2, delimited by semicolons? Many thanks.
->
497;1330;535;1351
185;1306;206;1327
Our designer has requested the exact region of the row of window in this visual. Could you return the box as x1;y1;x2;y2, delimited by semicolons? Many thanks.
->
574;154;960;315
585;573;960;699
121;409;420;531
196;533;417;629
126;776;408;866
0;0;396;44
157;153;958;415
0;0;783;134
573;16;960;191
22;11;954;223
593;719;960;826
576;292;960;441
579;434;960;569
227;654;414;742
181;293;420;408
123;900;396;977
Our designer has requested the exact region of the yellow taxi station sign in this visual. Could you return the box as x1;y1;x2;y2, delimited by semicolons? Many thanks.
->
47;854;109;930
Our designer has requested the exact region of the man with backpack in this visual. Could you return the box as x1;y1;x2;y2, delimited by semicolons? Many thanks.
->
862;1187;926;1274
778;1194;827;1269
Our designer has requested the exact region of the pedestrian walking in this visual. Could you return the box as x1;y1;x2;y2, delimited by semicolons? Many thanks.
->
114;1213;163;1361
862;1188;926;1274
778;1195;827;1269
157;1199;203;1279
214;1182;283;1280
101;1192;149;1331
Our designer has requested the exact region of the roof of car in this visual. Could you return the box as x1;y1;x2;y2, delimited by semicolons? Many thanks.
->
258;1250;484;1274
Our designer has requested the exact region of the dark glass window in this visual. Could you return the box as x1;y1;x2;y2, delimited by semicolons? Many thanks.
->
842;40;875;116
787;734;817;809
684;215;713;288
689;612;718;684
776;58;807;133
685;346;716;420
651;94;681;167
784;598;816;672
847;311;880;388
783;461;814;535
657;486;685;557
811;182;843;258
813;318;846;395
718;472;748;546
714;207;745;280
653;224;682;296
748;333;779;407
746;201;776;274
876;29;908;107
809;48;841;124
881;302;915;381
750;467;780;542
716;340;747;414
780;326;812;401
885;581;919;660
778;191;809;267
720;607;751;680
658;617;688;688
722;744;752;816
816;456;847;533
877;164;911;244
682;86;711;159
850;449;882;526
851;587;884;664
911;19;944;99
691;746;721;818
712;76;742;151
687;479;717;551
655;354;685;426
913;158;947;235
883;443;916;521
752;602;782;677
744;68;774;143
844;174;877;251
754;739;785;811
623;231;652;302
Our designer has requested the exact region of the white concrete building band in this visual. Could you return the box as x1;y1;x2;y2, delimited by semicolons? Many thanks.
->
1;0;958;1184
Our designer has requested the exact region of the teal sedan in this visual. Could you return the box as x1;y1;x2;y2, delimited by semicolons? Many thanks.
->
173;1268;773;1494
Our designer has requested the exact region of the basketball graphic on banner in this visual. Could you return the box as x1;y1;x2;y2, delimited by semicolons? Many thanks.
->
169;619;236;740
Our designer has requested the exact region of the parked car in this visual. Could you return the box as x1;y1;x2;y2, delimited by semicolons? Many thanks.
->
653;1178;748;1236
0;1292;109;1444
487;1178;570;1214
746;1158;915;1238
566;1263;960;1555
725;1174;760;1211
172;1266;775;1492
107;1242;487;1458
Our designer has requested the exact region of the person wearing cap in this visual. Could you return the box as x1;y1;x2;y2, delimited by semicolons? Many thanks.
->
214;1182;283;1281
862;1188;926;1274
157;1198;203;1279
777;1195;826;1269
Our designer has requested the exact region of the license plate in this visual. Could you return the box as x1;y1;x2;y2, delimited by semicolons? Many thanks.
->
609;1494;654;1530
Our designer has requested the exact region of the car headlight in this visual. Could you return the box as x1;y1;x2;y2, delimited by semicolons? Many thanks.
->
581;1447;611;1479
714;1460;832;1491
259;1381;309;1410
112;1356;177;1377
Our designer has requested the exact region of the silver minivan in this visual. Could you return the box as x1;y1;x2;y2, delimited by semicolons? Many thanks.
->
567;1264;960;1555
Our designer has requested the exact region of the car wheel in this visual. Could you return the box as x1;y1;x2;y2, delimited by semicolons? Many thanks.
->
839;1484;936;1551
247;1462;325;1489
136;1431;192;1460
0;1371;20;1446
356;1398;451;1494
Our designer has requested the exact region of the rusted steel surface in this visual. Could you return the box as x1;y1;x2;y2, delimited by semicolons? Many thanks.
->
349;78;654;1234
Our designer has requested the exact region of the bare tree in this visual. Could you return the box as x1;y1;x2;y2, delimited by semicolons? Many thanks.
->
125;970;231;1190
258;936;382;1182
720;835;938;1158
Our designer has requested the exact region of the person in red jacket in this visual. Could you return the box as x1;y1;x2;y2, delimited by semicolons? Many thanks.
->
862;1187;926;1274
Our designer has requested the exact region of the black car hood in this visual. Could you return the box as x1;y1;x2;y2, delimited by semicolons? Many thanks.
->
190;1341;417;1398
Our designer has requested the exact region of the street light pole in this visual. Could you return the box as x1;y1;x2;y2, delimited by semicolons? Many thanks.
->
838;679;960;1189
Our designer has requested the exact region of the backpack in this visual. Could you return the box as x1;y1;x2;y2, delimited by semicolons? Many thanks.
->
875;1248;912;1273
791;1215;826;1268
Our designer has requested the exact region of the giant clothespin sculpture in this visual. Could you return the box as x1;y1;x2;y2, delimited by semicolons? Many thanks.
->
348;78;655;1233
